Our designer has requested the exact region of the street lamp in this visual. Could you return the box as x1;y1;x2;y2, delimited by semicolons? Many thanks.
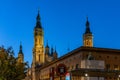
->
118;75;120;78
85;73;88;80
85;73;88;77
118;75;120;80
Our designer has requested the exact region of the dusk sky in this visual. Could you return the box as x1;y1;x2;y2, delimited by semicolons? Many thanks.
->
0;0;120;65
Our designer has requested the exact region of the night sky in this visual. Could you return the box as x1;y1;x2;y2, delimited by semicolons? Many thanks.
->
0;0;120;65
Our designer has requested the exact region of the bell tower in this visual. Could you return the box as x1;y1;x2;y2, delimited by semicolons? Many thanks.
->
33;11;44;65
17;43;24;63
83;17;93;47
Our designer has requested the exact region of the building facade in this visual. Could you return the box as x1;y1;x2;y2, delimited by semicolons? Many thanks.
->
25;12;120;80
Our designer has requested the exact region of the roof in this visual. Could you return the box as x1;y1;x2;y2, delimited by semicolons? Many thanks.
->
38;46;120;69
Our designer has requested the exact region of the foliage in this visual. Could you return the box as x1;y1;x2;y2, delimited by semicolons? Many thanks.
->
0;46;28;80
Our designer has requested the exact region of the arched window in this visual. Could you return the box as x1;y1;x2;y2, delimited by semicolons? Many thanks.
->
76;64;79;69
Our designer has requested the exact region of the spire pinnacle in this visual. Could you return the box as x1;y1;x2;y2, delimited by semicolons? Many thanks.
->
53;46;58;59
46;40;49;48
35;10;42;28
86;16;89;27
19;42;23;54
37;10;40;22
51;46;54;56
85;17;91;34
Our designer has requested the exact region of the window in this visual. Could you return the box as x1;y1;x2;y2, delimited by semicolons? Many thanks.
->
106;64;110;70
114;65;119;70
76;64;79;69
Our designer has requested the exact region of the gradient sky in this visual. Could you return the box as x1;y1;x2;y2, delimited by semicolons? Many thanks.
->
0;0;120;65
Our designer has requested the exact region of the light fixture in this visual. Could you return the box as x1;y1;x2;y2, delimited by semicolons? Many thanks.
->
85;73;88;77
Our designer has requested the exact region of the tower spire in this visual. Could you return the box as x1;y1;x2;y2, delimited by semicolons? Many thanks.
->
33;10;44;65
17;42;24;63
85;17;91;34
19;42;23;54
53;46;58;60
51;46;54;56
45;40;50;55
35;10;42;28
83;17;93;47
37;10;40;22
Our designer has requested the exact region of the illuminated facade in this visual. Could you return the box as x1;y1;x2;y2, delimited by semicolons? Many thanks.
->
33;11;45;65
25;12;120;80
83;17;93;47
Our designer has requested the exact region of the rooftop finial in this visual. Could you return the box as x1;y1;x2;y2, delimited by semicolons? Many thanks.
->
86;16;89;27
19;41;23;54
37;10;40;22
51;46;54;56
46;40;49;48
38;8;40;16
20;41;22;50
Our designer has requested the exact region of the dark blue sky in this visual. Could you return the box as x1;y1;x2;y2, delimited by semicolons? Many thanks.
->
0;0;120;65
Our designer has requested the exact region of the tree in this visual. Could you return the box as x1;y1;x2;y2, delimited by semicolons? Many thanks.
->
0;46;28;80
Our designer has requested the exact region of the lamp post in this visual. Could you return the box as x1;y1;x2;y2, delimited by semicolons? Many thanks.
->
118;75;120;80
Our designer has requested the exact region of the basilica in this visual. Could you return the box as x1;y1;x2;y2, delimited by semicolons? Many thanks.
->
24;11;120;80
